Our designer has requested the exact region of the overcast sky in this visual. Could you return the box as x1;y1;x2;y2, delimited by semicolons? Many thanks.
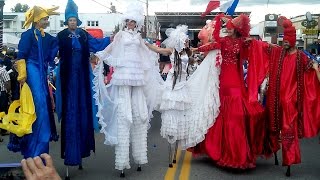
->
3;0;320;24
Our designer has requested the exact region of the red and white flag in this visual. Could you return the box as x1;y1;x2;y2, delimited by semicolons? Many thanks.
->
201;0;220;18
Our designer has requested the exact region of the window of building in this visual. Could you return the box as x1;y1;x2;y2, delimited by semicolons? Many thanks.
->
4;21;11;28
60;20;64;27
21;21;25;28
87;21;99;27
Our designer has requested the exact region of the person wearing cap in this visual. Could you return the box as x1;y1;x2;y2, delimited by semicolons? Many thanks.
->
257;17;320;176
92;2;162;177
190;14;268;169
55;0;110;170
8;5;60;158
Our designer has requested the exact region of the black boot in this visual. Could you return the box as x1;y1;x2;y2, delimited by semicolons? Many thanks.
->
137;165;142;171
78;165;83;170
120;171;125;178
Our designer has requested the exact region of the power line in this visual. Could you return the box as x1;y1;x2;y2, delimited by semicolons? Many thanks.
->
89;0;113;12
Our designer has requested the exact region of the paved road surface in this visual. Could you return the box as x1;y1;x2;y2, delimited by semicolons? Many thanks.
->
1;112;319;179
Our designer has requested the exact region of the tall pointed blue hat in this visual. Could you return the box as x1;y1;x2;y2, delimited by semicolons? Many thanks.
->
64;0;82;26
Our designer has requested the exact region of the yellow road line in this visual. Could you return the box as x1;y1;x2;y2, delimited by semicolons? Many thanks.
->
164;150;181;180
179;151;192;180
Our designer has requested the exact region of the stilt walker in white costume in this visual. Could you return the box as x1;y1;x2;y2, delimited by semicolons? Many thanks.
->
145;24;221;167
92;2;163;178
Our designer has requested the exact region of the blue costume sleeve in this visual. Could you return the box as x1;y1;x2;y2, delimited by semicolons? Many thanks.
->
88;34;110;53
17;31;33;60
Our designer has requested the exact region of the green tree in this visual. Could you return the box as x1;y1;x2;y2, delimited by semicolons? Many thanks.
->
11;3;30;13
113;24;120;34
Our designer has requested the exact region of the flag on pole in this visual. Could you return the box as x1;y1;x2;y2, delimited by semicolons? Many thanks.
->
220;0;239;16
219;0;233;12
201;0;220;18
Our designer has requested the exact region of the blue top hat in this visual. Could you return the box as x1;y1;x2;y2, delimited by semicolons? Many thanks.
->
64;0;82;26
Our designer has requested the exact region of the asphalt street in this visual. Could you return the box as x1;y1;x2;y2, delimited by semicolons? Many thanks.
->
1;111;319;180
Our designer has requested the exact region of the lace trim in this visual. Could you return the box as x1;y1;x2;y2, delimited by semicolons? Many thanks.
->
92;61;118;145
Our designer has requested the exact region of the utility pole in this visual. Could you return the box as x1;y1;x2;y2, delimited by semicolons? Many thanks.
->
0;0;4;52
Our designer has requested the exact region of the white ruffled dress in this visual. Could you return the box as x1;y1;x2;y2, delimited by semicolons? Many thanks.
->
93;29;163;170
160;50;222;150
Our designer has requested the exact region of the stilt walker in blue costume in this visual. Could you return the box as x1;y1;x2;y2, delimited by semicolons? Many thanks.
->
56;0;110;178
8;6;60;158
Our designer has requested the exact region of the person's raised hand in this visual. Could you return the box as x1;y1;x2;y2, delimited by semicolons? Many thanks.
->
312;61;319;71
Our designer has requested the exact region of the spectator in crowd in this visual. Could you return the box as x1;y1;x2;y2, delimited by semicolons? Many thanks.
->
0;61;11;140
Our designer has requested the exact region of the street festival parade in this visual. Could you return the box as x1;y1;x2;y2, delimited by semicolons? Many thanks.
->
0;0;320;179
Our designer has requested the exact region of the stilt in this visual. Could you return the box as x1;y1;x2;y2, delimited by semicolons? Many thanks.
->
274;153;279;165
173;142;178;164
65;166;70;180
286;166;291;177
137;165;142;171
120;170;125;178
168;143;173;168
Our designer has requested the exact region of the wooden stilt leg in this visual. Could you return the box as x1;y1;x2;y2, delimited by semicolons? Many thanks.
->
65;166;70;180
173;142;178;164
168;143;173;168
286;166;291;177
274;152;279;165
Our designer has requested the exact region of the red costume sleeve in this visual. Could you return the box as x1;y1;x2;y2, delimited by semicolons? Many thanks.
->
246;39;269;103
198;42;221;52
302;55;320;137
240;39;269;156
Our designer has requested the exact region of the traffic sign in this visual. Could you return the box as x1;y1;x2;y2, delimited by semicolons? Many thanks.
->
301;19;318;29
302;29;318;35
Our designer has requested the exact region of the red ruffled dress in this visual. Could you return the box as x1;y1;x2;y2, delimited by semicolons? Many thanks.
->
190;36;267;169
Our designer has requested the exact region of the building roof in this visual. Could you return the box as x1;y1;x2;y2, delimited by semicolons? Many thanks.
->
155;12;251;30
3;15;18;20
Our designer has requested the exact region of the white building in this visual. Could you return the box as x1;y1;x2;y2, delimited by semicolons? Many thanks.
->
3;12;123;37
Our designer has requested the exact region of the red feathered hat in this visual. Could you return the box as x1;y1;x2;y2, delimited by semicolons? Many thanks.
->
226;14;250;37
279;16;296;47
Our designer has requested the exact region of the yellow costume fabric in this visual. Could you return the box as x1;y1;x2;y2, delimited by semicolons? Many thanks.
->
0;83;36;137
23;6;59;29
16;59;26;82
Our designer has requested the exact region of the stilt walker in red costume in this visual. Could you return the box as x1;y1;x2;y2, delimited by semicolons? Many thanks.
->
263;17;320;177
190;14;268;169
